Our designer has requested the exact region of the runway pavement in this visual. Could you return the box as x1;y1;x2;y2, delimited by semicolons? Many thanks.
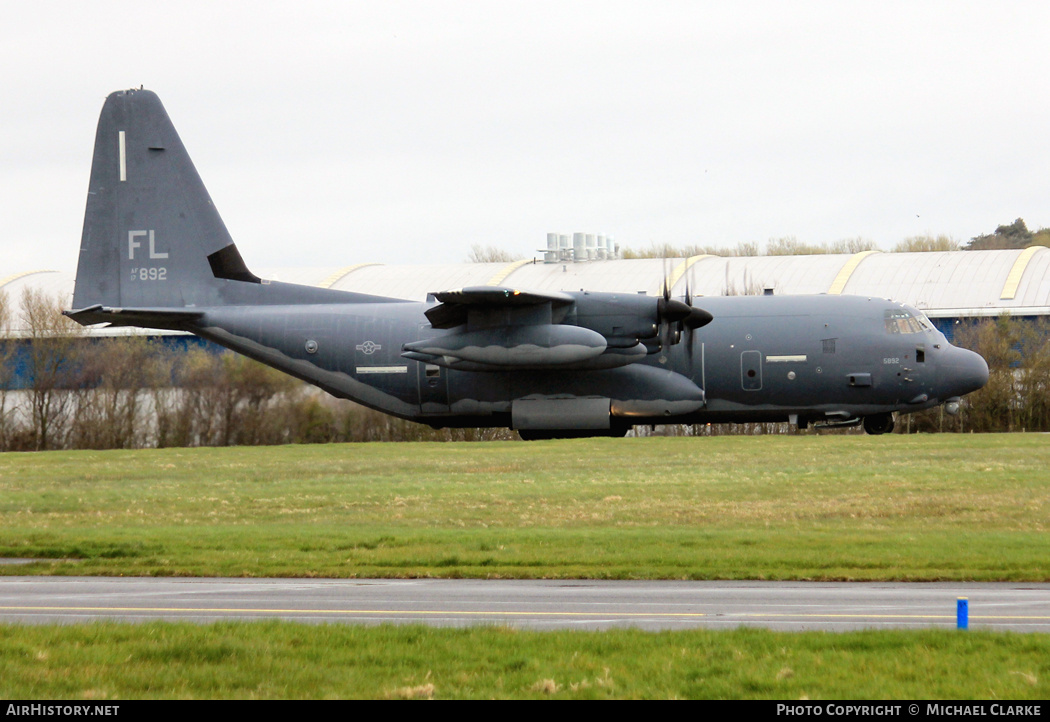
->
1;577;1049;631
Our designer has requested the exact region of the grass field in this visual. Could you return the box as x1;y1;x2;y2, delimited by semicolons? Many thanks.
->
1;622;1048;699
0;434;1046;580
1;434;1048;699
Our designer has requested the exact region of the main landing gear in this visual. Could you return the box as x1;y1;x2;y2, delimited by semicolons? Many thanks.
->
862;413;895;435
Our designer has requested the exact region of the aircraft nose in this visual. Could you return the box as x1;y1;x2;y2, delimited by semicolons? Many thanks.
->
941;346;989;398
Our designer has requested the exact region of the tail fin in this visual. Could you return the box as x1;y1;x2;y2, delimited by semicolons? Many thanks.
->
72;89;258;312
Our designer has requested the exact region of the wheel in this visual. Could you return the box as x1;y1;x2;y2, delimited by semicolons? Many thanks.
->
862;413;895;435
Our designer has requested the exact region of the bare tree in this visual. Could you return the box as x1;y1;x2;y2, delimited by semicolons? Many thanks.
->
621;237;878;259
220;353;302;445
19;287;83;450
764;236;832;255
70;335;168;449
155;347;224;447
0;290;17;450
466;244;523;263
621;242;718;259
893;234;959;252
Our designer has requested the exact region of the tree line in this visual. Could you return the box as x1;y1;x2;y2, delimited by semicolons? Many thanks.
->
467;219;1049;263
613;219;1050;259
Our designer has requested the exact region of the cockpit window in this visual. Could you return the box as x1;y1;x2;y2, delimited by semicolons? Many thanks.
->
884;308;927;334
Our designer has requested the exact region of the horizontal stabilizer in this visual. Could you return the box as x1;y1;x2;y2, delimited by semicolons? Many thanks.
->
64;305;204;330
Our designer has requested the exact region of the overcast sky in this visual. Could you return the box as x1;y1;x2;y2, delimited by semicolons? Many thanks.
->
3;1;1049;272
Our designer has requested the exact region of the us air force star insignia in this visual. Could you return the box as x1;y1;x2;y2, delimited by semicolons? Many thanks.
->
356;341;381;355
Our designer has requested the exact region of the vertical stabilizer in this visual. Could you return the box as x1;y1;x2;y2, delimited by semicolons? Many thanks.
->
73;89;250;311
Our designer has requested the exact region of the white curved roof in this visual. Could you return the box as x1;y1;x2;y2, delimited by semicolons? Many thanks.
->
318;248;1050;316
3;248;1049;336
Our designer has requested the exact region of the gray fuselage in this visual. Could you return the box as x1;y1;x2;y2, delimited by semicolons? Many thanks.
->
188;290;987;433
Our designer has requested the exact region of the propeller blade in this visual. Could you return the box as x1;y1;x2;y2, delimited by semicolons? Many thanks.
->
679;265;710;363
679;271;693;352
662;257;671;301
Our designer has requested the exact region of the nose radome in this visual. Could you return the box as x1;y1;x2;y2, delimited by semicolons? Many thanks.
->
944;347;989;398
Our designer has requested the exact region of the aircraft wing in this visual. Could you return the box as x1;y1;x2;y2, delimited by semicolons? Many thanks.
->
410;286;660;371
424;286;575;329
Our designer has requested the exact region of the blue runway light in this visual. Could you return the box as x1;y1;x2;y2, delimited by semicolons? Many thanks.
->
957;598;969;629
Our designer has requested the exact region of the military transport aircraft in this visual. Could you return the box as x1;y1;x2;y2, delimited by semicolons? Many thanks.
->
66;89;989;438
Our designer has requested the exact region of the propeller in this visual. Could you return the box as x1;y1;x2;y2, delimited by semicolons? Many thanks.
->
657;258;687;351
657;261;713;349
654;258;714;354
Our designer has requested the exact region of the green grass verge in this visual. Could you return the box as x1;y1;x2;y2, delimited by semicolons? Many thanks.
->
1;622;1047;699
0;434;1047;580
